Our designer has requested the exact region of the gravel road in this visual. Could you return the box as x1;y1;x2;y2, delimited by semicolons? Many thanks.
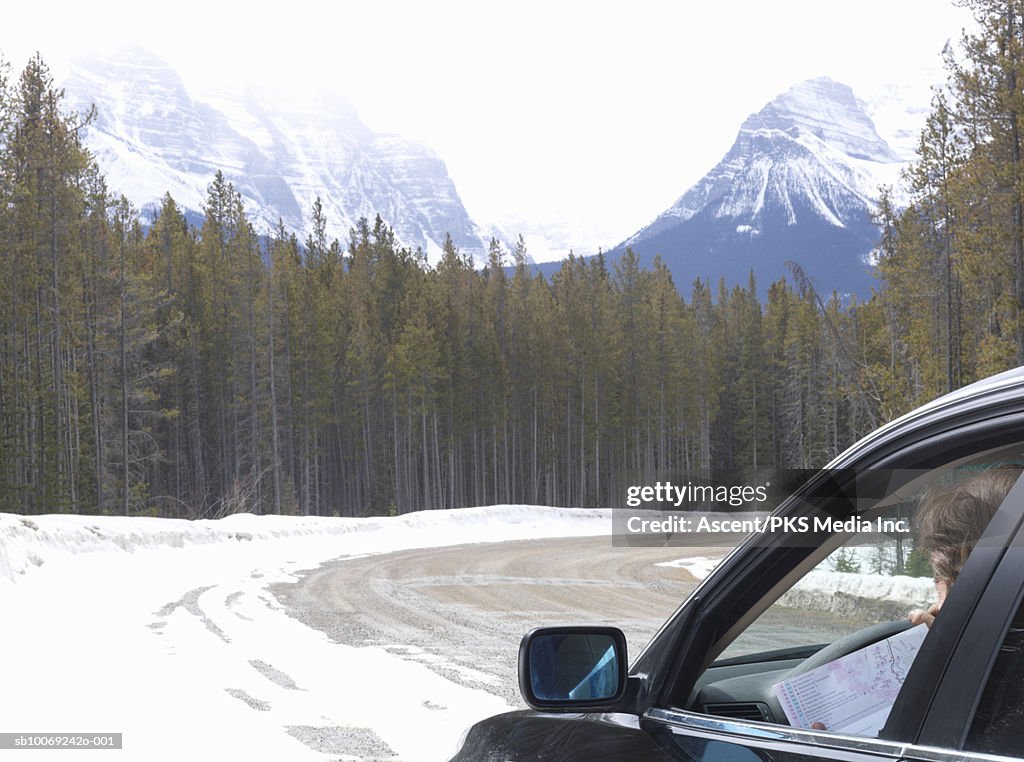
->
272;536;729;710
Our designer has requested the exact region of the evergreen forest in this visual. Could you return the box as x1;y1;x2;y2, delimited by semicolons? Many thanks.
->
3;1;1024;518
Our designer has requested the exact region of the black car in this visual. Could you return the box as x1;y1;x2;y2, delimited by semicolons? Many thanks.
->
453;366;1024;761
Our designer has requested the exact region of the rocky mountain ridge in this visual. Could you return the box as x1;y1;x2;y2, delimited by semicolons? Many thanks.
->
617;77;909;296
63;47;486;264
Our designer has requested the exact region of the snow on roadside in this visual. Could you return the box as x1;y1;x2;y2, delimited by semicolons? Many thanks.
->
657;549;935;611
655;556;721;579
0;506;612;762
785;569;934;610
0;506;611;585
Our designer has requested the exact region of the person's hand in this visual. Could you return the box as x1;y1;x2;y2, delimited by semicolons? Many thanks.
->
908;601;941;628
810;722;827;730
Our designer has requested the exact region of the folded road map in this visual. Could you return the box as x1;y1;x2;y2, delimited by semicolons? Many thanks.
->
773;624;928;736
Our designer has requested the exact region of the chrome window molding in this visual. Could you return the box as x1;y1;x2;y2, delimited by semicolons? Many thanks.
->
645;707;1022;762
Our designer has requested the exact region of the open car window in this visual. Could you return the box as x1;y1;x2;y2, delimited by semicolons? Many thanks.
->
686;453;1024;738
715;499;922;662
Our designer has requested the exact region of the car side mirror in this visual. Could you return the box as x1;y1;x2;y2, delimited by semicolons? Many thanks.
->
518;626;628;711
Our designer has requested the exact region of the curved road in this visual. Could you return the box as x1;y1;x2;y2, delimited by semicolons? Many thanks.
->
272;536;728;708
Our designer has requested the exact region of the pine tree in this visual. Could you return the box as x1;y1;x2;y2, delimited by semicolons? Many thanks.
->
0;54;94;513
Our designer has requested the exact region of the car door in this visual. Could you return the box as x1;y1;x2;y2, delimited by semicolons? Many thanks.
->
641;710;911;761
632;426;1024;761
639;469;1024;762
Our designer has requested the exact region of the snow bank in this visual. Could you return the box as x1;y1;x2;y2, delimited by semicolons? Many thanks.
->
784;544;936;611
0;506;611;585
656;556;722;579
659;551;935;613
783;570;935;612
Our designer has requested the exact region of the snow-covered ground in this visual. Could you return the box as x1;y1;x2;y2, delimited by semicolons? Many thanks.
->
656;555;722;580
0;507;611;761
1;507;936;761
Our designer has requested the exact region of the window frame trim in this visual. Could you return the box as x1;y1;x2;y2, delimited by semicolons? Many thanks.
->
917;516;1024;751
876;468;1024;746
644;706;1024;762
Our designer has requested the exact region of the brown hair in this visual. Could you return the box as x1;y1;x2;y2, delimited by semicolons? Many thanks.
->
915;466;1021;586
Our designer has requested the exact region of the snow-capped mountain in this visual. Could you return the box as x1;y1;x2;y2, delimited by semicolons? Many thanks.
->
62;48;486;264
616;77;909;296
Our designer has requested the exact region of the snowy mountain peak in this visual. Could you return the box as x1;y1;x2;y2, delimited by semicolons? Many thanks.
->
616;77;909;297
750;77;899;163
628;77;905;243
63;47;486;265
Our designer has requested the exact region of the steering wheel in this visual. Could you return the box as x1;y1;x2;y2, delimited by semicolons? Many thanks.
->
761;619;912;724
788;619;912;677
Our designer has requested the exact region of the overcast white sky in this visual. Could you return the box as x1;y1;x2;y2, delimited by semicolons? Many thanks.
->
3;1;977;253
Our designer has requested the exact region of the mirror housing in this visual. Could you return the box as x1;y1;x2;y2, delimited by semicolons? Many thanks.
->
518;626;628;711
